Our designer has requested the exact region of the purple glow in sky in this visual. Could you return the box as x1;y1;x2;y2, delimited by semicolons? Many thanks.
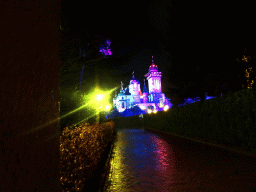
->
99;39;112;56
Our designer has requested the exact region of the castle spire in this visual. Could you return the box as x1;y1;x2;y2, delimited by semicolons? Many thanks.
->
121;81;124;92
132;71;135;79
143;79;148;93
145;56;162;94
148;56;158;71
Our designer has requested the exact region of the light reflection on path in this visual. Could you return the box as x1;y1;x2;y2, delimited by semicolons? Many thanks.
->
106;129;175;192
105;128;256;192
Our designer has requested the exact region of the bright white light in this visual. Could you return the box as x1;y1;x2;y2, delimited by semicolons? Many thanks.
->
118;108;125;112
164;105;169;111
140;106;146;110
105;105;110;111
147;109;152;114
96;94;103;101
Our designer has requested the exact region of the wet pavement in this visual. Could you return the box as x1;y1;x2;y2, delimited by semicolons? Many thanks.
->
105;128;256;192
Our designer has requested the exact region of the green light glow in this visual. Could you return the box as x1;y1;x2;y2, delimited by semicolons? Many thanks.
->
19;86;119;138
84;86;118;112
67;113;98;129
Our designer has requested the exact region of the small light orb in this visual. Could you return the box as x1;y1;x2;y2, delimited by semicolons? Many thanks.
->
105;105;110;111
96;94;103;101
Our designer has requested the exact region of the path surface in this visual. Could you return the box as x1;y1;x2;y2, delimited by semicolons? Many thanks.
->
104;128;256;192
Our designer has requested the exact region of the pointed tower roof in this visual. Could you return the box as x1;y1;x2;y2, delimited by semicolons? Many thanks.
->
125;87;131;95
118;81;125;96
149;56;158;71
121;81;124;92
130;71;139;83
143;79;148;93
145;55;162;81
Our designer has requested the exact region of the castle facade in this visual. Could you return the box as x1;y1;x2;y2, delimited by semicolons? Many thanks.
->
113;56;172;114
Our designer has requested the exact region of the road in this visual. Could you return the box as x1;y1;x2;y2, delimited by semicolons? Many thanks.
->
104;128;256;192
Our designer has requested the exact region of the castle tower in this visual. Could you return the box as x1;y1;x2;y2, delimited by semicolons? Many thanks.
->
145;56;162;94
142;79;148;103
113;81;127;112
129;71;141;104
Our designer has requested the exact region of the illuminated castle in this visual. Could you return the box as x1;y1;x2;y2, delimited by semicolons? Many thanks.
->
113;56;172;114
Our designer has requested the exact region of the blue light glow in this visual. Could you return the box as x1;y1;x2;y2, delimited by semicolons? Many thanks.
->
178;95;217;107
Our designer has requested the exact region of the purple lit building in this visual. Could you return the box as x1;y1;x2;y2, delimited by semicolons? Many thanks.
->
113;56;172;115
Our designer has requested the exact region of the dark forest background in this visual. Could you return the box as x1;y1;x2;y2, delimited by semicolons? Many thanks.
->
60;0;256;118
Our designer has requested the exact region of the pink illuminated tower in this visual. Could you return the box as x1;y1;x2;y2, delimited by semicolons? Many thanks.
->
129;71;141;104
145;56;162;94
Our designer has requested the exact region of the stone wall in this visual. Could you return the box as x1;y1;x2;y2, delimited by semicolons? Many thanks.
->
0;1;60;191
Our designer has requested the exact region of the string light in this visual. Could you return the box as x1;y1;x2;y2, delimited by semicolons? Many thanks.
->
241;49;254;89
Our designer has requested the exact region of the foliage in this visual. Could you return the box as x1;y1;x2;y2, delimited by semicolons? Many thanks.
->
60;121;115;192
144;88;256;149
60;87;91;130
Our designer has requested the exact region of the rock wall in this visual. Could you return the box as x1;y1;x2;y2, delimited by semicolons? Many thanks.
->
0;1;60;191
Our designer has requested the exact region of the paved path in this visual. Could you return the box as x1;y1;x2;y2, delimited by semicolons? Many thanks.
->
104;128;256;192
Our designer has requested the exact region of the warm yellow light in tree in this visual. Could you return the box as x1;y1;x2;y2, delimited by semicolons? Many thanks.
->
244;67;253;89
242;55;251;62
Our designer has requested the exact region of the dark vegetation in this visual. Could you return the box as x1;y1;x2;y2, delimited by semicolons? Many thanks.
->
144;88;256;151
60;121;116;192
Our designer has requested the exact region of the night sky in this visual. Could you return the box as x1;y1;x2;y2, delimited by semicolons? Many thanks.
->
61;0;256;104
